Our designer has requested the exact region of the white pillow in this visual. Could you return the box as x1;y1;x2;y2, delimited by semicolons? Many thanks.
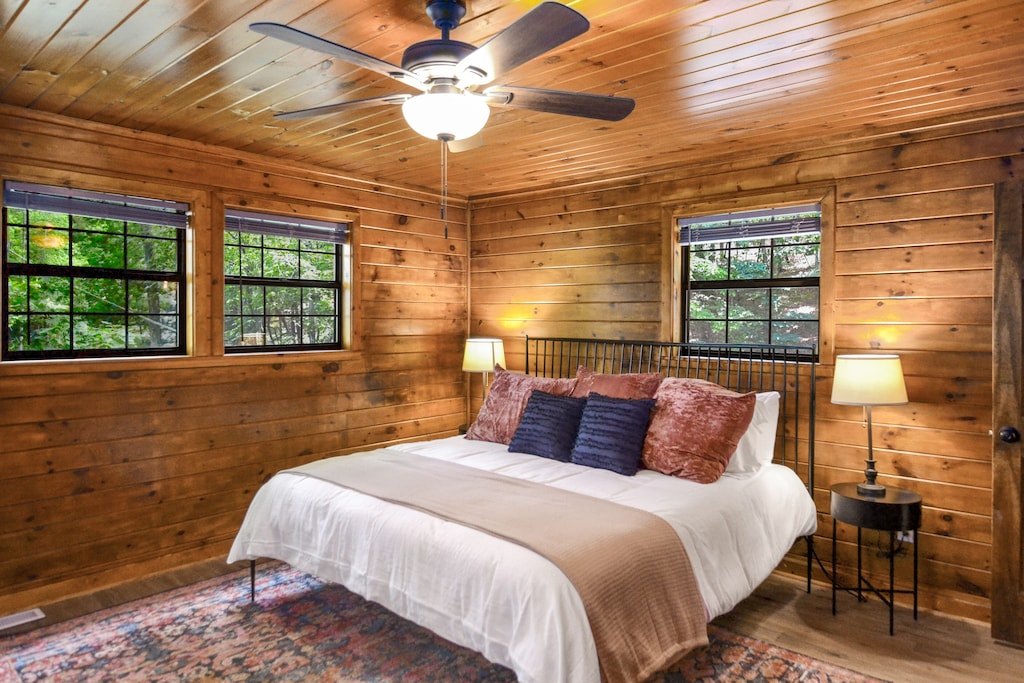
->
725;391;780;473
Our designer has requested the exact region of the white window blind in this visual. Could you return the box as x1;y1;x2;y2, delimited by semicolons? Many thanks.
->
679;203;820;246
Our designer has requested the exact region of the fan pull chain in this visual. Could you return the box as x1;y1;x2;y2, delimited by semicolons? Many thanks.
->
440;136;451;239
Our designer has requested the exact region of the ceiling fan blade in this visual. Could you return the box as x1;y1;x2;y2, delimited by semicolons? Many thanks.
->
273;94;410;121
455;2;589;85
250;22;426;90
485;85;635;121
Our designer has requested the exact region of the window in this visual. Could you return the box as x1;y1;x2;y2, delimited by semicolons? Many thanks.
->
2;181;187;360
678;204;820;350
224;209;349;352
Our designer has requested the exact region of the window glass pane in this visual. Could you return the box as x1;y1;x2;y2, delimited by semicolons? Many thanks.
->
7;314;28;351
241;285;264;314
128;315;178;348
729;245;771;280
30;276;71;312
31;210;69;229
301;238;333;253
302;251;336;280
74;278;125;314
74;314;124;349
267;313;300;345
729;288;769;320
773;286;819;320
264;234;296;250
688;289;726;319
688;320;726;344
29;227;70;265
241;246;263;277
128;281;178;314
772;320;818;347
127;235;177;271
128;222;177;239
773;239;821;278
690;245;728;281
73;231;124;269
306;315;336;344
224;245;241;277
728;319;770;344
224;316;242;346
242;316;264;338
73;215;121;233
7;225;27;263
29;314;71;350
264;248;299;279
224;284;241;315
303;287;336;316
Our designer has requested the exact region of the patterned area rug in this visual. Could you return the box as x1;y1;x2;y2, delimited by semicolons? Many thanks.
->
0;563;887;682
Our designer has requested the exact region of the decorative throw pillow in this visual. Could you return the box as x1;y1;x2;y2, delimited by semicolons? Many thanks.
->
465;366;577;445
570;366;662;399
570;393;656;476
508;391;588;462
642;378;756;484
724;391;780;474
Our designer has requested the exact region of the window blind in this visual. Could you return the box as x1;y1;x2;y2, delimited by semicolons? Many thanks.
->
3;181;189;229
679;203;820;246
225;209;348;244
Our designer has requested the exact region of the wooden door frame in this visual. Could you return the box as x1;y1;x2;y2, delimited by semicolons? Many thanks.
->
992;179;1024;645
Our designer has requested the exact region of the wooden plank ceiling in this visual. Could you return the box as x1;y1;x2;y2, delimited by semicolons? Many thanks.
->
1;0;1022;198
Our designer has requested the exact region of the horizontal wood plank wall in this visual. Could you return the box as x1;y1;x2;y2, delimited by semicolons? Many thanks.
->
468;111;1024;624
0;106;468;614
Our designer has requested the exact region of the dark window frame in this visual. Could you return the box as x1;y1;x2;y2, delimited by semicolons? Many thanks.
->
2;181;188;360
223;209;349;354
678;204;821;355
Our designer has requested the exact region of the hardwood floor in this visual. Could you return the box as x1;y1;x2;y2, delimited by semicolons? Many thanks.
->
5;560;1023;681
716;573;1024;683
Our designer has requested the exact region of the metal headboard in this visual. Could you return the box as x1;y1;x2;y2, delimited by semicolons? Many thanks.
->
524;336;816;494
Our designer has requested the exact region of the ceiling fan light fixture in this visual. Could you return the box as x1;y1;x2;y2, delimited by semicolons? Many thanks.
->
402;92;489;141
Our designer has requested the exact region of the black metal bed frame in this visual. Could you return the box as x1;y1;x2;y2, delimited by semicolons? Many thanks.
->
524;335;817;589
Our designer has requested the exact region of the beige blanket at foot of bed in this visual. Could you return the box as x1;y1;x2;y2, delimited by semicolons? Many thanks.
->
290;448;709;683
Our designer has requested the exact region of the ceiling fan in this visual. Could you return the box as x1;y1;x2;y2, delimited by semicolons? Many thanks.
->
251;0;635;144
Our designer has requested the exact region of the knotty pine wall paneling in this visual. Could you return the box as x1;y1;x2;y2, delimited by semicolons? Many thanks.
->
0;106;468;613
467;111;1024;623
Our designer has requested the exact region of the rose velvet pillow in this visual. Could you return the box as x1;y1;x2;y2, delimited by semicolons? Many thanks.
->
465;366;577;445
641;378;756;484
570;366;662;399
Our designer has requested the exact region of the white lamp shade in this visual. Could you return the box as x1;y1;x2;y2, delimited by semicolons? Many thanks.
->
831;354;908;406
402;92;490;141
462;338;505;373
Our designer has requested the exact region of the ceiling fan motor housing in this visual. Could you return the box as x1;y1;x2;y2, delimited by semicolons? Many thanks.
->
401;39;476;81
425;0;467;32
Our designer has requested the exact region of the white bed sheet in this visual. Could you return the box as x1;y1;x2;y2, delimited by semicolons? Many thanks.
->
228;435;817;683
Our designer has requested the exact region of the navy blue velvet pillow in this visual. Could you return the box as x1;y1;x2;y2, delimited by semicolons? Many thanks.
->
508;390;588;462
570;393;656;476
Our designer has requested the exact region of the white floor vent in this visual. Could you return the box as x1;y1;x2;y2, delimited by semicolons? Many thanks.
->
0;608;45;632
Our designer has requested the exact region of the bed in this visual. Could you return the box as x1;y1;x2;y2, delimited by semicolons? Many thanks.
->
228;336;818;683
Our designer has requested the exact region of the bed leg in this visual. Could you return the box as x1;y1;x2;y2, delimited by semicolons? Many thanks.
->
805;535;813;593
250;559;256;602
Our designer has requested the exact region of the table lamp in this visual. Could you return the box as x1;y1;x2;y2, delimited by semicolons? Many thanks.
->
831;354;908;496
463;337;506;400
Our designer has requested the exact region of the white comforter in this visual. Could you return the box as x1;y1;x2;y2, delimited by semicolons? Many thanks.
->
228;435;817;683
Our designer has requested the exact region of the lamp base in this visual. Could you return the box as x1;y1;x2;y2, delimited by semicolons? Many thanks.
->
857;481;887;497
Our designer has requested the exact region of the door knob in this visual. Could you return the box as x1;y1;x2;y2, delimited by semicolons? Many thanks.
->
998;426;1020;443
